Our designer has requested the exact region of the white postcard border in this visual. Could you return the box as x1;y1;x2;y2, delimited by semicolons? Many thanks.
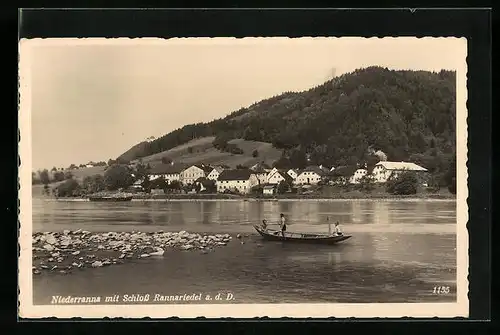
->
18;37;469;319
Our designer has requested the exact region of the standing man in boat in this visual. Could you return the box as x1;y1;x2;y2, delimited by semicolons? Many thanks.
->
334;221;343;236
279;213;287;237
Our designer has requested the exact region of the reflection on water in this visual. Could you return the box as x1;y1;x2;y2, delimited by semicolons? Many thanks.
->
32;198;457;235
31;198;457;304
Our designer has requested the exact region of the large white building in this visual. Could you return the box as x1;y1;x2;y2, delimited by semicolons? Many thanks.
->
371;161;428;183
146;163;188;184
295;166;325;185
181;164;213;185
216;169;260;194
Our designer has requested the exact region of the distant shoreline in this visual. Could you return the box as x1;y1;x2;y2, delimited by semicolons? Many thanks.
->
46;193;456;202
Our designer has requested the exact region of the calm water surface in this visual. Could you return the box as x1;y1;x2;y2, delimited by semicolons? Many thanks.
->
32;198;457;304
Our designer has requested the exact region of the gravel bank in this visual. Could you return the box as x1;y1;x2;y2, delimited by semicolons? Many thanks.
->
32;230;237;275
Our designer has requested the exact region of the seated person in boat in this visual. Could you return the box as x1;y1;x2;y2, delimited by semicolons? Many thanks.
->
334;221;343;236
280;213;287;237
261;219;268;231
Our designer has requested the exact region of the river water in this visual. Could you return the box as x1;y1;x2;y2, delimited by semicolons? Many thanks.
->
32;198;457;304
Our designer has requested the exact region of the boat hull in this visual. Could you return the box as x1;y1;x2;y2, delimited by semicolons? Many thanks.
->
88;196;133;202
253;225;351;245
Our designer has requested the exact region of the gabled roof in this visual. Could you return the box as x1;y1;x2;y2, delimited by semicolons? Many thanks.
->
209;166;225;174
278;170;294;183
147;163;188;175
218;169;254;181
330;165;358;177
193;164;214;173
298;166;326;176
250;162;271;173
375;161;427;172
269;169;294;183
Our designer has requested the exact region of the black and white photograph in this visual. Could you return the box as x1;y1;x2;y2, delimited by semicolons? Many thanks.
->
18;36;468;318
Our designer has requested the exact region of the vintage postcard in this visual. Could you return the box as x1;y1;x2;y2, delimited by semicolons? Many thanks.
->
18;37;468;318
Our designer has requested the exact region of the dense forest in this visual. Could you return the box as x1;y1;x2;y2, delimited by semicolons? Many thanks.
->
118;66;456;185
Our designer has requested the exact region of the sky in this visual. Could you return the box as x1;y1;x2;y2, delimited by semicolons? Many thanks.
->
21;37;466;171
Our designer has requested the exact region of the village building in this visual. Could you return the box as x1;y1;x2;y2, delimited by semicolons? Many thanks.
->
262;185;276;195
287;168;300;181
207;166;225;181
249;165;269;184
371;161;428;183
216;169;260;194
349;168;368;184
181;164;213;185
147;163;188;184
328;166;358;185
295;166;325;185
266;168;293;185
130;179;144;191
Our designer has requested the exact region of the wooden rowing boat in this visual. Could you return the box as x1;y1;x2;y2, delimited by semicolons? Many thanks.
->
253;224;351;245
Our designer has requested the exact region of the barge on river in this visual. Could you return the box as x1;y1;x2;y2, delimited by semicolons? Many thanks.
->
253;224;351;245
88;195;133;202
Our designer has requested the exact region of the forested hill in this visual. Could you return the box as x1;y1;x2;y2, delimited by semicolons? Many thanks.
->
118;66;456;174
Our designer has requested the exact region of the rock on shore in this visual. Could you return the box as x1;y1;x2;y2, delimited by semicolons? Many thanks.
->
32;230;233;275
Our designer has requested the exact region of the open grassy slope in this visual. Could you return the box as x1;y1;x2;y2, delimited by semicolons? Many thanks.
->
132;137;281;168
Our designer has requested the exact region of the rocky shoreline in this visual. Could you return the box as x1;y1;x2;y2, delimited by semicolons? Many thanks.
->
32;230;236;276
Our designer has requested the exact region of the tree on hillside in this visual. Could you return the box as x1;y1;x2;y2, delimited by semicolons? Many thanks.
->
445;155;456;194
64;171;73;180
289;148;308;170
252;149;259;158
204;180;217;193
141;175;152;193
104;165;134;191
187;147;194;154
355;175;376;193
51;167;57;172
55;179;81;197
167;180;182;191
386;171;419;195
277;180;290;194
82;175;106;194
272;156;291;170
32;172;39;185
39;169;50;185
212;135;229;151
134;163;148;180
161;156;172;164
53;171;65;182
